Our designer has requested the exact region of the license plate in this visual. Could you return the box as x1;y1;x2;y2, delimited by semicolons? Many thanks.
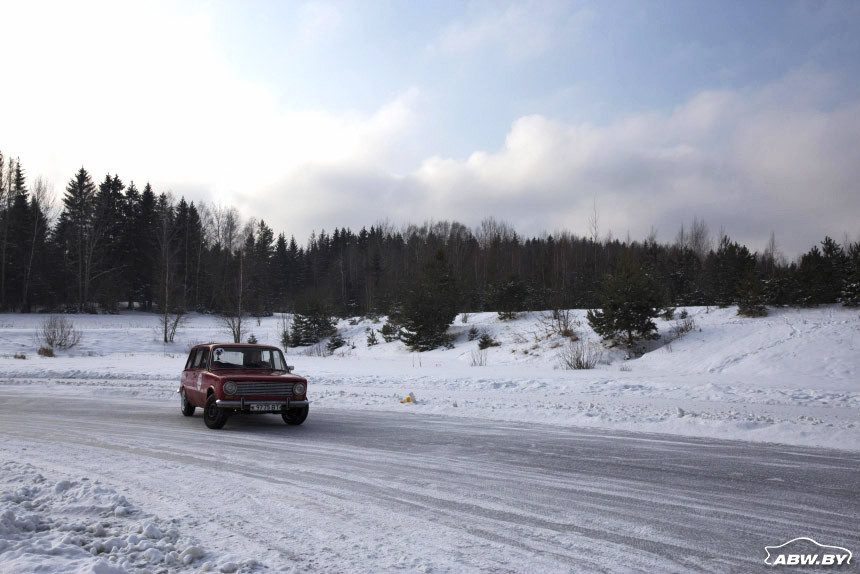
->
250;404;281;412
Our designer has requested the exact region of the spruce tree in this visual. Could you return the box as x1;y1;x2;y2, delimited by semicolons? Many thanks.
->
60;167;97;312
842;242;860;307
489;275;527;320
737;271;768;317
399;249;459;351
587;256;662;348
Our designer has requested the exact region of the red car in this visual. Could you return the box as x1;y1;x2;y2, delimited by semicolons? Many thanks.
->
177;343;309;429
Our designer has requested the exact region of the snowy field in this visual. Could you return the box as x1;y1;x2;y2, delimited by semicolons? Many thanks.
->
1;305;858;450
1;306;859;572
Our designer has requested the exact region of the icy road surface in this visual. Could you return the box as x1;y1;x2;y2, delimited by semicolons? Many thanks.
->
1;391;859;573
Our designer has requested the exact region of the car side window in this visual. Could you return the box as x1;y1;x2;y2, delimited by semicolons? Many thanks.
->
192;349;204;369
185;350;197;370
199;349;210;370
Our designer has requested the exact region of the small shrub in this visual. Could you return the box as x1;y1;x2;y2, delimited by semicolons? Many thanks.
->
672;317;696;338
679;309;689;319
247;333;258;344
558;340;604;370
277;313;291;350
366;328;379;347
619;364;632;372
470;348;487;367
302;343;332;357
39;315;82;350
380;322;400;343
477;333;500;350
538;308;578;338
13;352;27;360
326;332;345;352
460;312;470;324
661;307;676;320
37;347;55;357
467;326;480;341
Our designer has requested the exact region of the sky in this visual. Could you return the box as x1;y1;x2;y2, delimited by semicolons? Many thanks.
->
1;0;859;256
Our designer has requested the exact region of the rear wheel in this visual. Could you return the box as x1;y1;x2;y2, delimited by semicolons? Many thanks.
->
180;389;195;417
203;394;230;429
282;406;309;426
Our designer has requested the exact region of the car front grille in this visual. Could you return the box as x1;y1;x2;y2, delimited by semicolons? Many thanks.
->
233;381;295;396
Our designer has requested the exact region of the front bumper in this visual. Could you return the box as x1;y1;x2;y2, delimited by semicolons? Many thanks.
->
215;398;309;409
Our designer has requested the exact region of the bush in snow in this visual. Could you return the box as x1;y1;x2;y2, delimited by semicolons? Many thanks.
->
37;346;55;357
246;333;258;344
366;327;379;347
380;321;400;342
672;316;696;338
537;308;577;338
38;315;82;350
467;326;480;341
477;333;500;350
277;313;291;350
326;332;346;353
470;348;488;367
557;340;603;370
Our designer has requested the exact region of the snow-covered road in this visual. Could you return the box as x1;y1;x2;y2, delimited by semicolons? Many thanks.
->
1;390;858;573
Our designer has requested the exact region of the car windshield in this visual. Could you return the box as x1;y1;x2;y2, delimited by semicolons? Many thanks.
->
210;347;287;370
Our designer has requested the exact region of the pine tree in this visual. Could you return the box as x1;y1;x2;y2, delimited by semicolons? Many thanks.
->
842;242;860;307
59;167;97;312
489;275;527;320
737;271;768;317
705;235;755;307
92;174;126;311
5;161;31;309
399;249;459;351
273;233;289;311
290;298;335;346
587;256;662;349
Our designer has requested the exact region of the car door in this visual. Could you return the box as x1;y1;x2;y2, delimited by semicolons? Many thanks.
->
181;349;197;396
185;348;205;406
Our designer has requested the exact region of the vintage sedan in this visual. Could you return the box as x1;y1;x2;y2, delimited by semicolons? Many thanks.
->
178;343;309;429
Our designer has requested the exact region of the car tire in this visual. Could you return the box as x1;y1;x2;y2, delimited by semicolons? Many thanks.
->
203;394;229;429
180;389;196;417
282;406;309;426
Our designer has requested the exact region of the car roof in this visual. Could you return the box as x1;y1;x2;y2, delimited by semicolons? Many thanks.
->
193;343;281;349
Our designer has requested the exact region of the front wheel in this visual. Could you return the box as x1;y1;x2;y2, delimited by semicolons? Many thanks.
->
180;389;195;416
282;406;309;426
203;394;230;429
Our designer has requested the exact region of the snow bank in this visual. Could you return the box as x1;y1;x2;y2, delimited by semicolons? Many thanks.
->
0;461;259;573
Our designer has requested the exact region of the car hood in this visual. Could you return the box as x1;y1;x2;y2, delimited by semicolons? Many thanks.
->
210;370;305;382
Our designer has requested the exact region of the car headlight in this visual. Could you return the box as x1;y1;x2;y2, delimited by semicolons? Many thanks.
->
223;381;237;395
293;382;306;396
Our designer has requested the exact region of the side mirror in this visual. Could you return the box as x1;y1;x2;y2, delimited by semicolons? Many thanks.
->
286;365;294;373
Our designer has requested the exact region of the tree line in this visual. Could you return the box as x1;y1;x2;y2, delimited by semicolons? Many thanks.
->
1;152;858;341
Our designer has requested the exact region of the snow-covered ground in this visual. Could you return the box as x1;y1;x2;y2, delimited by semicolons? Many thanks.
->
1;306;859;572
1;306;858;451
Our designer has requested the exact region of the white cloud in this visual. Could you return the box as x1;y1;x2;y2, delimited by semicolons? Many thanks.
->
1;3;855;255
254;72;860;255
